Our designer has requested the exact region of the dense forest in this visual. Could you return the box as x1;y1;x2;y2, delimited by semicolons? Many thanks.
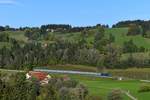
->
0;20;150;71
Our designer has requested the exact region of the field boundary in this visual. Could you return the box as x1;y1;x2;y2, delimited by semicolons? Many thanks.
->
122;90;137;100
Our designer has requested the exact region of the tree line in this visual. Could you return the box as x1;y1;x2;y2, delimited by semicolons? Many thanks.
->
0;24;109;33
113;20;150;38
0;27;150;70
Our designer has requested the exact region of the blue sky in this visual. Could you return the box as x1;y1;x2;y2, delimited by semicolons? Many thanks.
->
0;0;150;27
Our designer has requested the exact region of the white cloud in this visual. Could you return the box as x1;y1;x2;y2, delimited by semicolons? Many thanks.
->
0;0;20;5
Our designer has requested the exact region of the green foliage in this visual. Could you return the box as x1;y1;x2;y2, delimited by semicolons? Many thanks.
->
127;24;142;35
94;27;107;51
107;89;123;100
138;84;150;93
0;72;39;100
108;68;150;80
59;87;70;100
144;30;150;38
108;33;115;43
96;57;105;71
25;29;41;40
0;72;90;100
68;74;150;100
123;39;138;53
63;79;78;88
0;24;150;70
85;95;102;100
0;33;9;42
104;44;122;68
105;28;150;49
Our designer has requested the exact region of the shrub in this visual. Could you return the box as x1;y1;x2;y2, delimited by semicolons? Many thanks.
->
59;87;70;100
63;79;78;88
138;84;150;93
127;24;141;35
76;83;89;98
107;89;123;100
85;95;102;100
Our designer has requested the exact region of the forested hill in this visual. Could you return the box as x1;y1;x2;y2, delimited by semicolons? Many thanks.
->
0;21;150;70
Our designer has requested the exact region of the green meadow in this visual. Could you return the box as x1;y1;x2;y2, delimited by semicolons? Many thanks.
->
54;27;150;49
56;74;150;100
105;28;150;49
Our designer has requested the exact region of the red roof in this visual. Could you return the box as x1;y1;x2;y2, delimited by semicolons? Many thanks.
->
29;71;48;81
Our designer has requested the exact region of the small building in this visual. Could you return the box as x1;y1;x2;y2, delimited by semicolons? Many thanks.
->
26;71;51;85
118;77;123;81
46;29;55;33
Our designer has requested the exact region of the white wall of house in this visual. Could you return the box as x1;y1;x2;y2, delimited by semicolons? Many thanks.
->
26;73;31;79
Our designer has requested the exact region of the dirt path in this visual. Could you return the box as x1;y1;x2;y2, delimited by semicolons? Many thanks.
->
122;90;137;100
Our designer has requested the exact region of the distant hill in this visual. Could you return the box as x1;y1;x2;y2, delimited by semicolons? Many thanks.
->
1;27;150;49
50;27;150;49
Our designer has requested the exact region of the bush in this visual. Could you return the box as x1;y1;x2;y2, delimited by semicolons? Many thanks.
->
85;95;102;100
63;79;78;88
138;84;150;93
107;89;123;100
76;83;89;98
59;87;70;100
127;24;142;35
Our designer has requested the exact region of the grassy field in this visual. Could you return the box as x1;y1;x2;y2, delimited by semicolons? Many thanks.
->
0;31;28;48
54;74;150;100
1;68;150;100
58;27;150;49
107;68;150;80
0;31;28;42
38;64;150;72
37;64;97;72
105;28;150;49
0;42;12;48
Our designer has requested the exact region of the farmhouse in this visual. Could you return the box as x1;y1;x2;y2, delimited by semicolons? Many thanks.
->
26;71;51;85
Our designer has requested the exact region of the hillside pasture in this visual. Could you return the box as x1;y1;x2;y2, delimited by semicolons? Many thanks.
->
52;74;150;100
53;27;150;49
105;28;150;49
0;31;28;42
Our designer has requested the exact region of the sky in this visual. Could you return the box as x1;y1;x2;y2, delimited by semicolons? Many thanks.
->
0;0;150;27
